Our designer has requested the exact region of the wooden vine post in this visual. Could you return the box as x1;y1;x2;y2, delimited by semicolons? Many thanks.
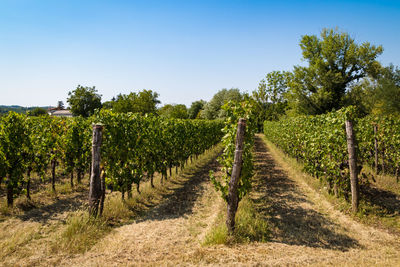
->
374;124;379;174
89;124;103;217
226;118;246;234
345;120;359;213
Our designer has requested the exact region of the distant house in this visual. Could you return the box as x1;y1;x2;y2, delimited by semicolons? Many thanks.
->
48;109;73;117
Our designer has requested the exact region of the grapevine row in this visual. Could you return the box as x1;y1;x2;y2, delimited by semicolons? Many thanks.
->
0;111;223;206
264;107;400;198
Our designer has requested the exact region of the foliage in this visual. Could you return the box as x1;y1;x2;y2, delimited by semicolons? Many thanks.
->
357;115;400;176
158;104;188;119
188;100;206;119
264;107;400;198
63;117;92;178
366;64;400;115
252;71;291;131
95;110;223;195
57;101;65;110
374;65;400;115
27;107;48;117
264;107;358;197
343;64;400;116
210;100;256;201
0;105;50;115
0;108;223;205
108;90;160;114
287;28;383;115
67;85;102;117
0;114;89;204
202;88;243;120
0;112;29;205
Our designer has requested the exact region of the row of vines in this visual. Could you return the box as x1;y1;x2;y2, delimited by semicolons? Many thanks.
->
0;110;223;207
264;107;400;199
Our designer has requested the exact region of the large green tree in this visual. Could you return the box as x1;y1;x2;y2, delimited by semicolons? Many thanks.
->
107;89;160;114
288;28;383;115
373;64;400;115
252;71;291;130
27;107;48;116
345;64;400;116
188;100;206;119
67;85;102;117
159;104;188;119
202;88;242;119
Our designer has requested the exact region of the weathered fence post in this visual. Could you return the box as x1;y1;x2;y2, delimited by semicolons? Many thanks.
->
374;124;379;174
345;120;359;213
89;124;103;217
99;167;106;216
51;158;56;192
226;118;246;234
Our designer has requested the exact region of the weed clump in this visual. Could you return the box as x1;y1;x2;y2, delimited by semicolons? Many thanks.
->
203;197;269;245
58;210;110;253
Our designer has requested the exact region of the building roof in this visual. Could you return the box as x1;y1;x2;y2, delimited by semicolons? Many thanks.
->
49;110;73;116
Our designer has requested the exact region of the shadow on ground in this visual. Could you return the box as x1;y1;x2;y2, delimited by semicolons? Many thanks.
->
16;191;87;223
253;135;359;251
7;151;221;225
361;185;400;216
135;153;221;223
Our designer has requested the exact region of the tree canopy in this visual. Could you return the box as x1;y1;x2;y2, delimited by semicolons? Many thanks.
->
373;64;400;115
27;107;48;117
188;100;206;119
346;64;400;116
288;28;383;115
108;89;160;114
67;85;102;117
252;71;291;130
158;104;188;119
202;88;242;119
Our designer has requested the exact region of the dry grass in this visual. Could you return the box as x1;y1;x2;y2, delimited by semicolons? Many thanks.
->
0;144;223;266
55;210;111;254
0;220;42;261
362;164;400;195
0;166;89;217
261;135;400;235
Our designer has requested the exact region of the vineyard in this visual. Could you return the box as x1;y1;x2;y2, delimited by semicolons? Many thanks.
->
0;111;223;208
264;107;400;212
1;106;400;265
2;0;400;263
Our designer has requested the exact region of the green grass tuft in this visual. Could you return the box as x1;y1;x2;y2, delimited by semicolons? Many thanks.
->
102;194;134;224
203;197;269;245
57;210;111;253
234;197;269;243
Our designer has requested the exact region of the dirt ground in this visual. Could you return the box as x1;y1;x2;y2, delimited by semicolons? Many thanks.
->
2;135;400;266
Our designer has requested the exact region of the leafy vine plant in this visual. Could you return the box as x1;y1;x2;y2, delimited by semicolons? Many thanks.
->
210;100;256;202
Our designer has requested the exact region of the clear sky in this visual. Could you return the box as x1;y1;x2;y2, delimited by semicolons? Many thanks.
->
1;0;399;107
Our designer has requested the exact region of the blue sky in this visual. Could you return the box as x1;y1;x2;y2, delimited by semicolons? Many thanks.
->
1;0;399;107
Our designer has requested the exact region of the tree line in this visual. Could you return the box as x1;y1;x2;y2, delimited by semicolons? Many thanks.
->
64;86;245;120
